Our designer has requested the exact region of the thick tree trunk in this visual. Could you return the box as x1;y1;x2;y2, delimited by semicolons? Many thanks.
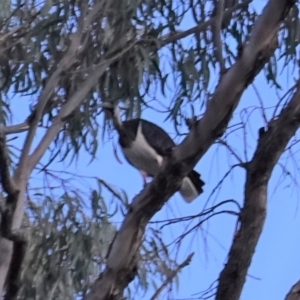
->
216;82;300;300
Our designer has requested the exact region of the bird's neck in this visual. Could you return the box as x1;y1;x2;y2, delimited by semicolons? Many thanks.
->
111;106;122;129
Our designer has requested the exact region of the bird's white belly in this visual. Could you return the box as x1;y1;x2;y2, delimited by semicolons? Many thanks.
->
122;125;163;176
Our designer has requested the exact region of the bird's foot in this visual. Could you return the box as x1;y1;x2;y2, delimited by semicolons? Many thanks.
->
141;172;149;188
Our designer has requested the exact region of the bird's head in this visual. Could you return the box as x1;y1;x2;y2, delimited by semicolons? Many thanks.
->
100;102;122;129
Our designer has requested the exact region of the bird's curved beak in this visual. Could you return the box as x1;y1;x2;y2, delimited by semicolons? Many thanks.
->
99;102;114;111
99;102;115;119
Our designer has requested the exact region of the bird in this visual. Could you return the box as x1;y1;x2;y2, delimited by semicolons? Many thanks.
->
101;103;204;203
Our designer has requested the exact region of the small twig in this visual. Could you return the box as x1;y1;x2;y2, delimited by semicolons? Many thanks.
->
149;199;241;229
160;1;251;47
194;279;217;300
217;139;246;165
168;210;239;248
206;164;244;205
252;83;269;125
149;253;194;300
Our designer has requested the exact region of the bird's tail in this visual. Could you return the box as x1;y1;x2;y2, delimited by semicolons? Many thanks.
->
179;170;204;203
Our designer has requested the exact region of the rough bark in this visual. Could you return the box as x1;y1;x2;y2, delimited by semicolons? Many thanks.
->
85;1;295;299
216;82;300;300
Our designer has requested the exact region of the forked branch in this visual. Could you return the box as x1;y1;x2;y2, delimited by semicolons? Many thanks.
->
216;82;300;300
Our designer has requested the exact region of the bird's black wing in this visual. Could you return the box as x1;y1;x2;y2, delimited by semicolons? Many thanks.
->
139;119;176;156
118;119;139;148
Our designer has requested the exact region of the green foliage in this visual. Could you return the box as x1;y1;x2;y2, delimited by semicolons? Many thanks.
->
1;0;299;163
10;176;188;300
1;0;300;299
19;191;116;299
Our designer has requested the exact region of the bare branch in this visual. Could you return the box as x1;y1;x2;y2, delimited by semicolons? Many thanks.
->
285;279;300;300
85;1;295;299
212;0;226;73
216;81;300;300
217;139;245;165
172;0;293;169
160;0;252;46
150;253;194;300
4;123;29;135
13;1;108;183
0;3;134;296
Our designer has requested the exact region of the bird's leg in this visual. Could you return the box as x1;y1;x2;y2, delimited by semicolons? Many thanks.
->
140;171;148;187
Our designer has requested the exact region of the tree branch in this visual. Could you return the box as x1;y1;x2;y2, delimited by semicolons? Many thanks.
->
13;32;81;184
160;0;251;47
212;0;226;73
150;253;194;300
216;81;300;300
28;42;136;174
285;279;300;300
85;1;295;299
0;131;26;298
172;0;294;169
0;3;134;297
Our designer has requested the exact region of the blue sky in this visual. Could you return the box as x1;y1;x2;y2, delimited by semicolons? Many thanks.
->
10;72;300;300
7;0;300;299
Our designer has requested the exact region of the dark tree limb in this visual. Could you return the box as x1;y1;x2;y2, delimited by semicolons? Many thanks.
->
216;82;300;300
0;131;27;300
285;280;300;300
172;0;295;168
0;131;17;198
0;130;19;240
85;1;295;299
